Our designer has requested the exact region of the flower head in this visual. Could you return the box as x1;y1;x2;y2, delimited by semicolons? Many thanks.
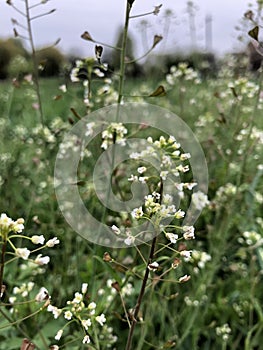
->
46;237;60;247
82;335;91;344
35;254;50;265
35;287;50;302
64;310;73;320
95;313;106;326
55;329;63;341
16;248;30;260
31;235;45;245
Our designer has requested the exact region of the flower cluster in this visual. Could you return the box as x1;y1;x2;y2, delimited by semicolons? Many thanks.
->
238;230;263;246
47;283;117;347
101;122;128;150
0;212;24;237
216;323;231;341
70;58;109;107
166;63;201;85
213;183;237;207
0;213;59;264
190;250;212;273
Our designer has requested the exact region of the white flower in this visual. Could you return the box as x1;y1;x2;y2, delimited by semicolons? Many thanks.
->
176;164;189;173
137;166;147;174
162;194;173;204
31;235;45;244
124;235;135;246
111;225;120;235
160;171;168;180
55;329;63;341
85;122;95;137
73;292;83;303
95;313;106;326
174;209;185;219
183;226;195;240
16;248;30;260
0;213;14;231
88;301;96;310
139;176;148;183
94;68;104;77
128;174;138;182
47;305;62;319
179;274;191;283
185;182;197;190
131;206;144;219
46;237;60;247
35;287;49;302
82;335;91;344
130;152;140;159
192;191;210;211
35;254;50;265
180;250;192;260
82;318;91;330
59;84;67;93
165;232;178;244
12;219;25;233
148;261;159;271
81;283;88;294
180;153;191;160
64;311;73;320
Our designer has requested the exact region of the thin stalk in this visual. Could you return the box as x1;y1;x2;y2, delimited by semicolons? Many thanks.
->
31;9;56;21
0;238;7;300
125;236;157;350
92;0;132;299
0;308;40;349
129;10;155;19
125;181;163;350
117;0;131;108
24;0;45;128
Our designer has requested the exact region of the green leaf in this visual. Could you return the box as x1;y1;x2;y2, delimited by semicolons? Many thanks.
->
0;337;24;350
248;26;259;41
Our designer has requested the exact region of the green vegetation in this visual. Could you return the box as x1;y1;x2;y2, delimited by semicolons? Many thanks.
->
0;1;263;350
0;60;263;349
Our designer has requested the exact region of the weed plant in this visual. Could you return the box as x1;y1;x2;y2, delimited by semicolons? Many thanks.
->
0;1;263;350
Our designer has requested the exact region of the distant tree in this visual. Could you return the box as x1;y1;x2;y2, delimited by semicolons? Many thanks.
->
0;38;28;79
36;46;65;77
108;27;143;78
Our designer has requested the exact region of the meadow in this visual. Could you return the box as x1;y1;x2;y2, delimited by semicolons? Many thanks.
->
0;1;263;350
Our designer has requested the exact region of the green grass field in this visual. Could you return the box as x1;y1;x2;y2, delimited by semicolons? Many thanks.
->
0;60;263;350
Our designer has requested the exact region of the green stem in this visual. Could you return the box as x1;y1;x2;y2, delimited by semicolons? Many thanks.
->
24;0;45;128
125;180;163;350
129;11;154;19
98;0;131;228
91;0;132;299
117;0;131;108
0;237;7;300
125;236;157;350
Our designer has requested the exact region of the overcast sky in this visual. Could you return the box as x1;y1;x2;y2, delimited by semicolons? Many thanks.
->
0;0;255;58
